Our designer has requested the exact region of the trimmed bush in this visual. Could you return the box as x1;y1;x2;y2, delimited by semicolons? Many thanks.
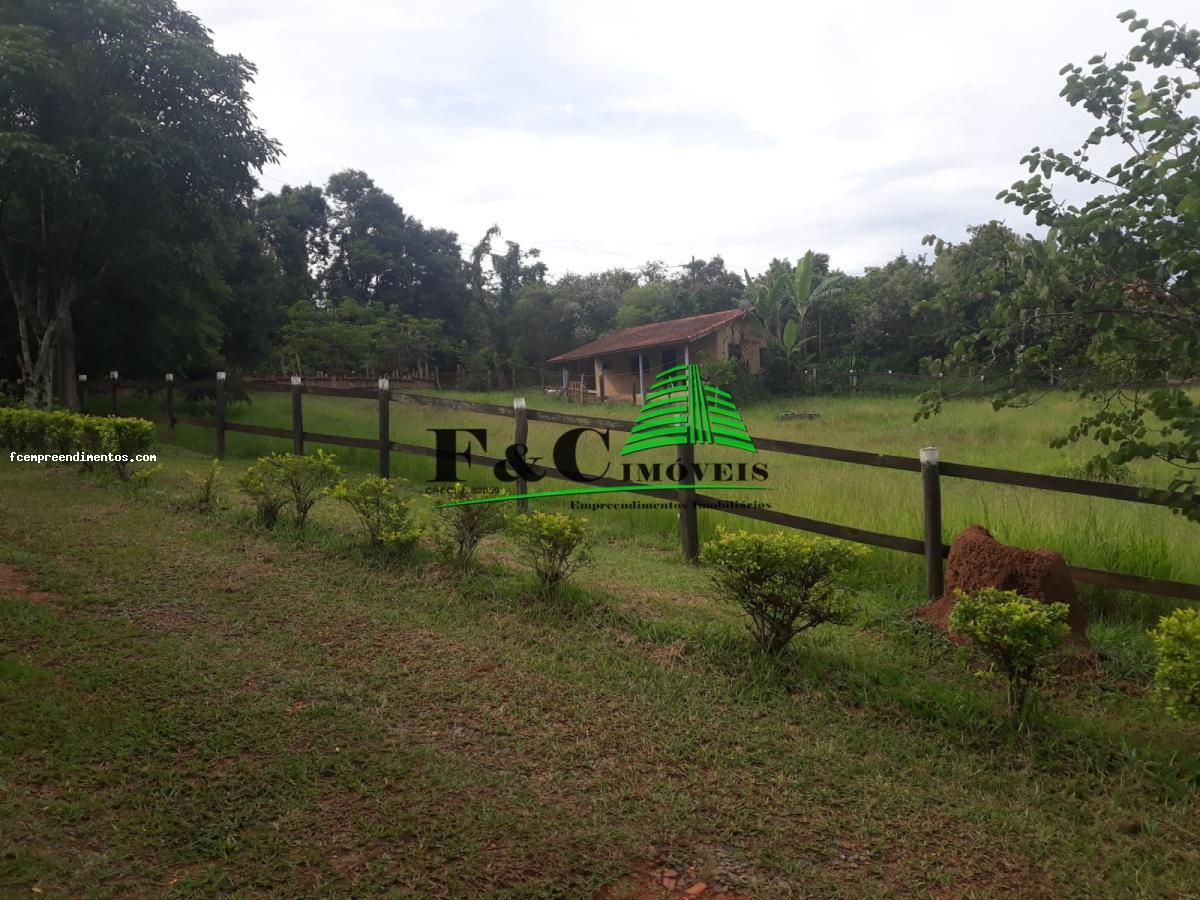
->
507;511;591;598
702;528;866;654
428;483;506;566
330;475;421;553
948;587;1069;724
1151;608;1200;720
0;408;154;479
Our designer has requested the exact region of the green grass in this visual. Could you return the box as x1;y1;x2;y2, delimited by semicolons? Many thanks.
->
121;387;1200;610
1;447;1200;896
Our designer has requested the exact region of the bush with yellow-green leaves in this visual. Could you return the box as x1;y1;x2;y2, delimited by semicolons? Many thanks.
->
237;450;342;529
329;475;423;555
1151;608;1200;720
949;587;1069;725
702;528;866;654
427;483;506;567
0;407;155;480
507;511;591;599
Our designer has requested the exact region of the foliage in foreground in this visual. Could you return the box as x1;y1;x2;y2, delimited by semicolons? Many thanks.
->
427;483;507;566
0;407;155;480
702;528;866;654
1151;607;1200;720
949;587;1070;724
329;475;423;554
507;511;591;598
922;12;1200;521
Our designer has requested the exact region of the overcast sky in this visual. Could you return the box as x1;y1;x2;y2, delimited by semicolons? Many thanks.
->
189;0;1181;277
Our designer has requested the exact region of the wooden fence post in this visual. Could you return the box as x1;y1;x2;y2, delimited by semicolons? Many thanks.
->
165;373;176;443
514;397;528;513
109;371;119;415
290;375;304;455
378;377;390;478
678;442;700;562
920;446;944;599
215;372;226;459
77;374;87;414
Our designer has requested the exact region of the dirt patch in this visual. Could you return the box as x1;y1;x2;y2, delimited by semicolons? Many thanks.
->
598;859;752;899
0;563;58;605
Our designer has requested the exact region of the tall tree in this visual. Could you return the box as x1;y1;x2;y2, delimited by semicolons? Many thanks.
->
255;184;329;303
320;170;469;330
922;11;1200;519
0;0;279;407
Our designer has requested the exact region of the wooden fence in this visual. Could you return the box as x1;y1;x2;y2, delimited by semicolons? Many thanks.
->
82;372;1200;605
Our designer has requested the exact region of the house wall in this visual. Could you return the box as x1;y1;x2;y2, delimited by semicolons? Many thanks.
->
589;320;767;404
691;320;766;375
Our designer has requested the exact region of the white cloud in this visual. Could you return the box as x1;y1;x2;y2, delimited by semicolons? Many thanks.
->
190;0;1189;275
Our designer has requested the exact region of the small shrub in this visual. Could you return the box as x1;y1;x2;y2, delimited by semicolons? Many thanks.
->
267;449;342;527
428;483;506;566
702;528;866;654
237;459;290;529
948;587;1069;725
0;407;52;450
330;475;421;553
1150;608;1200;720
507;511;591;598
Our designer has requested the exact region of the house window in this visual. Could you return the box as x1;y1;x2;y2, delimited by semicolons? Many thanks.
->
728;343;741;360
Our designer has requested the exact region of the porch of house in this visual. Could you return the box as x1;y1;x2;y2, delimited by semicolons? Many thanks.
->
557;343;693;404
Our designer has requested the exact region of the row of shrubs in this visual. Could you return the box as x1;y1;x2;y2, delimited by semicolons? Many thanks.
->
0;407;156;480
225;451;592;599
216;451;1200;728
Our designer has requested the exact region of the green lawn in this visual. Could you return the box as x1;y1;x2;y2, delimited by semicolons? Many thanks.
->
1;448;1199;897
123;386;1200;616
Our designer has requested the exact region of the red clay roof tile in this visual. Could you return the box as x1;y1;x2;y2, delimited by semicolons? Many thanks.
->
546;308;745;364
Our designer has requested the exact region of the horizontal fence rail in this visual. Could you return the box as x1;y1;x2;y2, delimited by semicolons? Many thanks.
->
93;372;1200;605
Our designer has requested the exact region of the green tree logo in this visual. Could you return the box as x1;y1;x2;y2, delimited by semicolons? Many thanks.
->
622;364;756;455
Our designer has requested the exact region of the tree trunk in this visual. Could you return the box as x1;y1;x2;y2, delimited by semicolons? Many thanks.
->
55;305;79;410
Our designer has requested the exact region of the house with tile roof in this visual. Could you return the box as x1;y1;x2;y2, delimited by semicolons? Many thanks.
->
546;308;765;403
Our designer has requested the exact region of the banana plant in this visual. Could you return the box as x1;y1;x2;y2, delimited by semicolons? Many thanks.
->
782;251;845;367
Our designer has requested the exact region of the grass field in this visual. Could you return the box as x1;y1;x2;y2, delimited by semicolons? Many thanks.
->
2;442;1200;897
122;386;1200;620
